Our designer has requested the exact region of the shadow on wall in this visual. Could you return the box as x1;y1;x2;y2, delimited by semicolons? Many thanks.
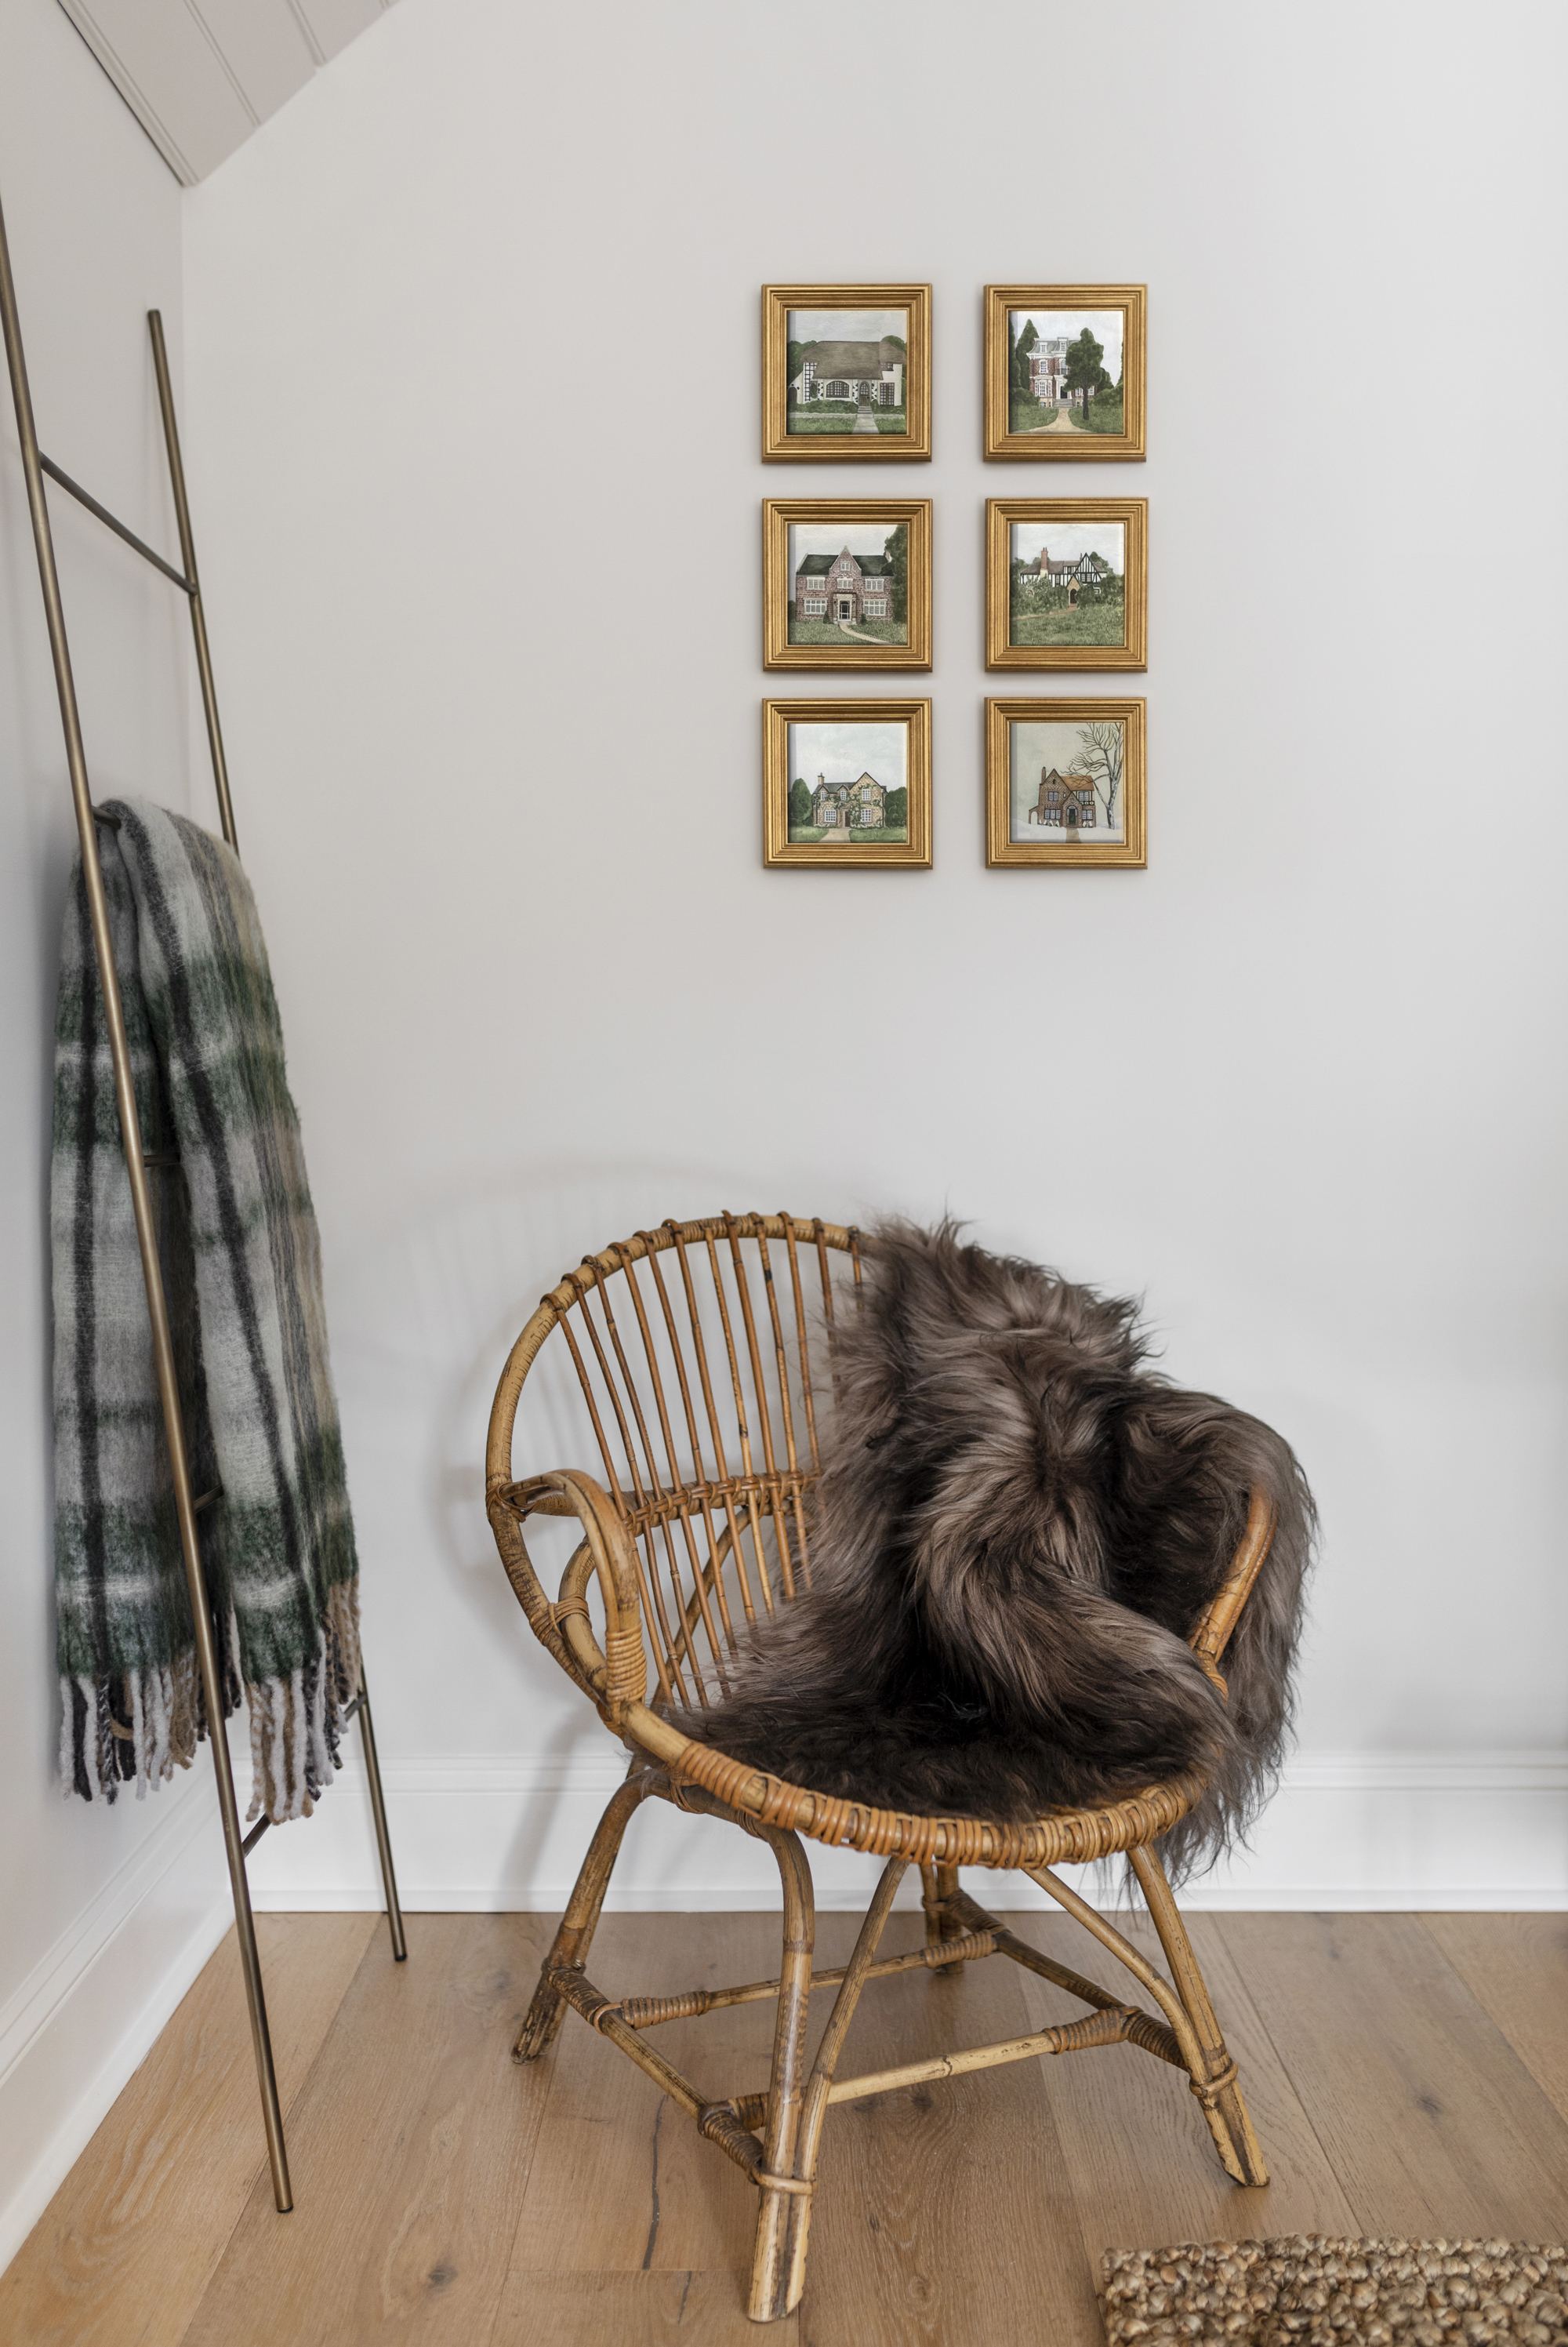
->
321;1158;871;1891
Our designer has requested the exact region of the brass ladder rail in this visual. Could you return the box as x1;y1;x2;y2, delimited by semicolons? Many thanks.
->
0;180;406;2215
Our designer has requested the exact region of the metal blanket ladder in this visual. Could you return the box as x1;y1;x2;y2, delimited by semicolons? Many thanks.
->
0;180;405;2215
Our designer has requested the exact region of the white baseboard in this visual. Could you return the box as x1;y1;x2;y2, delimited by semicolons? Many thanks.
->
241;1746;1568;1916
0;1764;234;2276
5;1745;1564;2284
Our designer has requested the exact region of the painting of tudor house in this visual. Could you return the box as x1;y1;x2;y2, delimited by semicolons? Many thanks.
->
791;340;906;409
812;772;888;830
1022;545;1113;607
795;546;895;625
1027;768;1098;829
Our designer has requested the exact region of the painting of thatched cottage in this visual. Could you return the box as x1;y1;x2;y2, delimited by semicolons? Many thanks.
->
1027;768;1097;828
790;340;906;410
794;546;895;626
812;772;887;830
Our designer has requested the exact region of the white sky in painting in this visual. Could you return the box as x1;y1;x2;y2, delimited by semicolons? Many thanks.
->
1009;719;1125;842
1010;310;1123;380
788;307;908;345
789;524;900;572
1011;521;1125;569
788;721;907;789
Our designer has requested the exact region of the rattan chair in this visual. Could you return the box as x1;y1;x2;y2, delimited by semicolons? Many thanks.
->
485;1213;1275;2324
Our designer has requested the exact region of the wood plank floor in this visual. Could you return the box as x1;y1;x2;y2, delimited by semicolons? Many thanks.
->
4;1906;1567;2345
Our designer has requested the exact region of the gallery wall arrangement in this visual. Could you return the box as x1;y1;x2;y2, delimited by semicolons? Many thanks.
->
759;282;1149;872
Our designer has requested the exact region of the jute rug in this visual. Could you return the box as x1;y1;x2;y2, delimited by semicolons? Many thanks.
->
1098;2236;1568;2344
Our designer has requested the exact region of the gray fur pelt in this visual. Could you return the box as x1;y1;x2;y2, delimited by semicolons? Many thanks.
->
681;1221;1313;1878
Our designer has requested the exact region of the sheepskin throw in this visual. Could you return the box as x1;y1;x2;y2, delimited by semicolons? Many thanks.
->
1098;2237;1568;2345
684;1221;1312;1874
53;800;360;1824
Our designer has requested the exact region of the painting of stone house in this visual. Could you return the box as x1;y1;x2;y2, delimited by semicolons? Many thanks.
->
786;718;910;845
811;772;887;830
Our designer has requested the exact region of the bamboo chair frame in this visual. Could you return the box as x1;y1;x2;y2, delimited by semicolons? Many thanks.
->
485;1213;1276;2323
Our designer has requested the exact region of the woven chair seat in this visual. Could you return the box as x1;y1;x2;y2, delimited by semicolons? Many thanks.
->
659;1728;1210;1872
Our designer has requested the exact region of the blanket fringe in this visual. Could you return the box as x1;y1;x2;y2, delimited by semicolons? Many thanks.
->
61;1581;362;1828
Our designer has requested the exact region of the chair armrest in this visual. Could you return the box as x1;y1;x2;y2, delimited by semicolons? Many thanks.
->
1189;1488;1277;1694
485;1467;648;1718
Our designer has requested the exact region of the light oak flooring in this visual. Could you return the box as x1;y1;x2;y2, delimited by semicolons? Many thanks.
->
3;1907;1567;2345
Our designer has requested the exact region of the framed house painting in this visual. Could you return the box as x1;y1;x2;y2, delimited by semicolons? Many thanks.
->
985;499;1147;671
983;285;1146;461
763;499;932;671
985;696;1145;867
764;698;931;868
762;284;932;462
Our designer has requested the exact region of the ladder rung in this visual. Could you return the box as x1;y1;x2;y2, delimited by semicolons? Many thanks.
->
40;452;194;594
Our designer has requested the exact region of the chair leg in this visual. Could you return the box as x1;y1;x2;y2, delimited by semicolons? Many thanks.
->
746;1824;815;2325
1127;1844;1269;2187
782;1855;909;2315
514;1774;648;2062
920;1862;963;1974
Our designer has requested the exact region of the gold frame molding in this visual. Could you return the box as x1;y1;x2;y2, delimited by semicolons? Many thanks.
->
763;284;932;463
764;697;932;868
985;696;1146;867
983;285;1146;462
985;498;1147;672
764;499;932;672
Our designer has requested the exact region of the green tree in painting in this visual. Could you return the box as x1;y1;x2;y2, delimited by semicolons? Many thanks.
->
789;778;813;831
1014;316;1037;398
1062;327;1105;412
884;521;909;625
786;340;804;406
884;786;909;830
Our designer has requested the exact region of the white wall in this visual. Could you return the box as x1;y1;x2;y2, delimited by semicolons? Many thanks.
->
9;0;1568;2262
0;0;241;2274
170;0;1568;1928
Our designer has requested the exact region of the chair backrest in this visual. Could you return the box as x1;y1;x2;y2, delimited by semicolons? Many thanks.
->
485;1210;1276;1733
486;1213;862;1713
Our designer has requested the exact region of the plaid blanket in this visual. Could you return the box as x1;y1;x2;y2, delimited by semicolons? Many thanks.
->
53;799;360;1825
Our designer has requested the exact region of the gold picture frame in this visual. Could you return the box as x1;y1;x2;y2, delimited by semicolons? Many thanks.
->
983;285;1146;462
764;698;931;868
985;499;1147;671
763;283;931;463
764;499;932;672
985;696;1146;867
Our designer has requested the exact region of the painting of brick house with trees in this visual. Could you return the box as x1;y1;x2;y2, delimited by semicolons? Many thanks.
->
789;522;908;647
1007;309;1124;438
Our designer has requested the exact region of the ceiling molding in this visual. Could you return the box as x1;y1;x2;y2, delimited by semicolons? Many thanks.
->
56;0;395;186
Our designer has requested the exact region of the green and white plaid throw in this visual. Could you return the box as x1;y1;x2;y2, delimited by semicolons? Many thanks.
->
53;799;361;1824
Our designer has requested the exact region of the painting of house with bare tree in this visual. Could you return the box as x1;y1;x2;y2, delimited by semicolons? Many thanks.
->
1008;717;1126;844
